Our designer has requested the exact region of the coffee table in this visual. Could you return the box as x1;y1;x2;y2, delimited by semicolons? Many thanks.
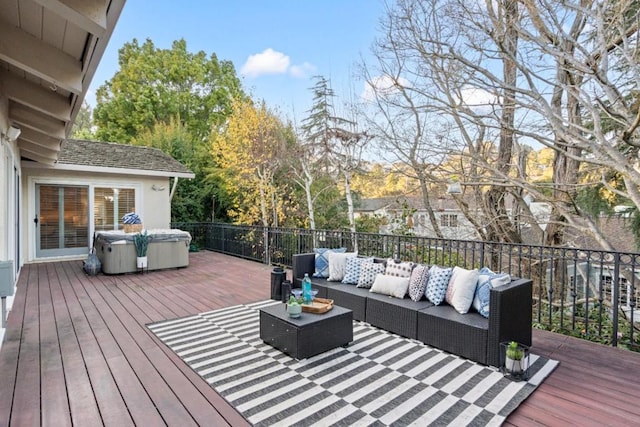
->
259;303;353;359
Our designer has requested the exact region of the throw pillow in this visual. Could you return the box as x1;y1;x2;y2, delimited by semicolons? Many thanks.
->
472;267;511;317
425;265;453;305
342;257;373;284
313;247;346;278
408;264;430;301
370;274;411;298
445;266;480;314
327;252;358;281
385;259;414;277
357;262;386;288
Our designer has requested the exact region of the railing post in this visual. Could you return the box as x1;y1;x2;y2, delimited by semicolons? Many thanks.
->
265;226;270;265
612;253;620;347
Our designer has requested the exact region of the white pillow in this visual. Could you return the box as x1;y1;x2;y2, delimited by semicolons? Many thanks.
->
370;274;411;299
327;252;357;281
445;266;480;314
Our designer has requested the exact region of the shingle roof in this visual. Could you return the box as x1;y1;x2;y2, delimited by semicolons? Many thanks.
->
57;139;193;176
355;197;396;212
565;215;638;253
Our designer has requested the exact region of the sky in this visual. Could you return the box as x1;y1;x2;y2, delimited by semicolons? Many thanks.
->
88;0;387;123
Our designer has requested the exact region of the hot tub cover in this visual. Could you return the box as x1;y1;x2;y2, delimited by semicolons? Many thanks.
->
96;229;192;244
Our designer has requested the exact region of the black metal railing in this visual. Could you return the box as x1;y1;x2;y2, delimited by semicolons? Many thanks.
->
172;222;640;351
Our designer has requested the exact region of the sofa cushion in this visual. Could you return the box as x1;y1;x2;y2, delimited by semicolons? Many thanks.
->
408;264;430;301
327;251;357;282
472;267;511;318
425;265;453;305
369;274;410;298
342;257;373;284
357;262;386;289
313;248;346;278
445;266;480;314
385;259;414;277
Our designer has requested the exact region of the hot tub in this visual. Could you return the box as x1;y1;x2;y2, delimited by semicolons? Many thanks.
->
95;229;191;274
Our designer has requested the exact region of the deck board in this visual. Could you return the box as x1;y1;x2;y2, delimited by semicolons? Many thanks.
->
10;265;41;426
1;251;640;426
44;263;81;427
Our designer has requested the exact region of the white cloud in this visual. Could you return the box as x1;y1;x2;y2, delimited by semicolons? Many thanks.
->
459;86;499;109
241;48;290;77
361;75;410;102
289;62;316;78
240;48;315;79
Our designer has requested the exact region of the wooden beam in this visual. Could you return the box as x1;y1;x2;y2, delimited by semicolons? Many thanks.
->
11;104;66;139
18;147;59;164
18;127;63;151
0;70;71;121
33;0;108;36
0;19;83;94
18;139;61;158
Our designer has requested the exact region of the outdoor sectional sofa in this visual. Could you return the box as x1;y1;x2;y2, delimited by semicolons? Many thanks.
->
292;253;533;367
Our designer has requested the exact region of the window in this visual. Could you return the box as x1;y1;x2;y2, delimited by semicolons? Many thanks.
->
94;187;136;231
440;214;458;228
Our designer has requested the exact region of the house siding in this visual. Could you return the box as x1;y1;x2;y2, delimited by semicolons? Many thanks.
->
22;168;172;262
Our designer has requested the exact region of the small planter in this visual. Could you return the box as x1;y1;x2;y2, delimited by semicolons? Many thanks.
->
287;303;302;318
136;256;148;269
134;231;150;273
500;341;530;381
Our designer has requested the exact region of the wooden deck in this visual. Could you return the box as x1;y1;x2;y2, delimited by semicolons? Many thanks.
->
1;251;639;426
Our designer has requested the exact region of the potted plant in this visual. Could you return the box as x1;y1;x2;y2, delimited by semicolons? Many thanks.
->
286;295;302;318
133;231;150;269
504;341;529;378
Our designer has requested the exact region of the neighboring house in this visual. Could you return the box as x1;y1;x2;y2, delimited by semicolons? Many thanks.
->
353;197;396;219
363;195;574;246
22;139;194;261
354;196;481;240
0;1;127;341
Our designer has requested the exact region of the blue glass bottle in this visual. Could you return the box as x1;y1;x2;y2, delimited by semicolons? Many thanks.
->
302;273;312;304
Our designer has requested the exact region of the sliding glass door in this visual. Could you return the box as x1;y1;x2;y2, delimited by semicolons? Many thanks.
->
36;185;89;257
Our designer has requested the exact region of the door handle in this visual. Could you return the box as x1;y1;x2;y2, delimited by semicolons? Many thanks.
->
34;215;38;225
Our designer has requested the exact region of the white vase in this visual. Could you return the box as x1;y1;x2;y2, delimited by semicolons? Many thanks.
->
505;356;523;373
136;256;148;268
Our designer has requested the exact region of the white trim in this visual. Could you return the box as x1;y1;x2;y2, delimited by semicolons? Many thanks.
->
2;140;19;262
21;160;195;179
28;176;143;261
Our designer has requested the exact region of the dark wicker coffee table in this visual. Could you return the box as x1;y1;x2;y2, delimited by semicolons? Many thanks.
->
259;303;353;359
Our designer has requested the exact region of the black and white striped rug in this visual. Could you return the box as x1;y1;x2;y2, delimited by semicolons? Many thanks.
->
148;300;558;426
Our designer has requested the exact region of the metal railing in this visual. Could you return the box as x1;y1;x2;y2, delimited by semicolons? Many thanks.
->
173;222;640;351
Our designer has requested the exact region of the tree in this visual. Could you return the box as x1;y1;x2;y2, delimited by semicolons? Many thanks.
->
361;0;640;249
482;0;521;244
210;98;292;226
93;38;245;222
301;76;370;238
94;38;243;143
70;101;95;139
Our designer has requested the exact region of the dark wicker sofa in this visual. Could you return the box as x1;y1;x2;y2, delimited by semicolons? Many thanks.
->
292;253;532;367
